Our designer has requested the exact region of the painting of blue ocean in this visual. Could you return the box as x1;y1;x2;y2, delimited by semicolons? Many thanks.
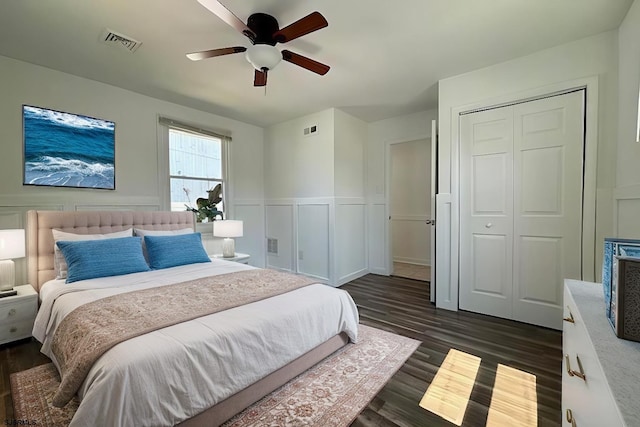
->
23;105;115;189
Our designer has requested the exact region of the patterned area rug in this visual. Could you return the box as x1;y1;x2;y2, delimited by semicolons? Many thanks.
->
10;325;420;427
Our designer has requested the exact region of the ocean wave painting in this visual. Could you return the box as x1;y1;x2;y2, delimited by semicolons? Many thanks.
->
23;105;115;189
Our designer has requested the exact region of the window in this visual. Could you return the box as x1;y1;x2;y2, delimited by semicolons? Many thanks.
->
161;118;230;220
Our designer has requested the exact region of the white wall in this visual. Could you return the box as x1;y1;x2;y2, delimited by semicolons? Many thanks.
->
616;0;640;239
334;110;368;284
0;55;265;283
366;109;438;275
334;109;366;198
437;30;618;310
264;108;367;285
264;109;335;199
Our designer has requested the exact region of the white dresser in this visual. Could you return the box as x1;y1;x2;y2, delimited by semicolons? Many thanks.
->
563;279;640;427
0;284;37;345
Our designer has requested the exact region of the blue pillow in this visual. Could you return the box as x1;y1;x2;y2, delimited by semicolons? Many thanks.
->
144;233;211;270
56;237;150;284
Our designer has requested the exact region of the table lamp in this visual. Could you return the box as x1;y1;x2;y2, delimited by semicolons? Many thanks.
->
213;220;243;258
0;229;26;291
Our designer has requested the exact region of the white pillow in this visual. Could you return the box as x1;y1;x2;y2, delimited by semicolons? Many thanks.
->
133;228;194;237
134;228;194;259
53;228;134;279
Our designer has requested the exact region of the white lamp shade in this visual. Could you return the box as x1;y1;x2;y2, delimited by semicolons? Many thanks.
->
213;220;243;238
0;229;25;260
245;45;281;71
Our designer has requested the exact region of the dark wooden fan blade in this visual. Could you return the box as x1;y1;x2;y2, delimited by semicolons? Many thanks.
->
281;50;330;75
254;69;267;86
197;0;256;41
273;11;328;43
186;46;246;61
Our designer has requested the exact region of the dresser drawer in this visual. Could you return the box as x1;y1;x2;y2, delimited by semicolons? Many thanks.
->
0;298;37;322
0;319;34;344
562;283;625;426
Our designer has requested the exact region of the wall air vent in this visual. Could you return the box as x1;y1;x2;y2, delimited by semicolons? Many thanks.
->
100;29;142;53
267;238;278;255
303;124;319;137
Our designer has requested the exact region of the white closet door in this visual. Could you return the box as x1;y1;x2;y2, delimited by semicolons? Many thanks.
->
512;91;584;329
459;90;584;329
459;107;514;319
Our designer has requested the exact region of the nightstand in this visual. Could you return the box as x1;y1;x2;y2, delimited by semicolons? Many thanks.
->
0;284;37;345
211;252;250;264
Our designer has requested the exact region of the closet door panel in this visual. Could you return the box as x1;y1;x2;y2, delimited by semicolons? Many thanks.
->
459;107;514;319
513;91;584;329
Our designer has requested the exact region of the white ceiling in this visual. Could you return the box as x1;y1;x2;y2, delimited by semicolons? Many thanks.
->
0;0;633;127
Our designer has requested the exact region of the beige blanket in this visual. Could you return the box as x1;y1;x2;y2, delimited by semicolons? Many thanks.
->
50;269;317;407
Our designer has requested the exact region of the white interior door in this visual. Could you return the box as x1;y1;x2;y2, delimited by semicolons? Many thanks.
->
390;140;431;269
459;90;585;329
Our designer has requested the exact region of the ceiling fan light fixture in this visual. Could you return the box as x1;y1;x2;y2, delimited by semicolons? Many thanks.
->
245;44;281;71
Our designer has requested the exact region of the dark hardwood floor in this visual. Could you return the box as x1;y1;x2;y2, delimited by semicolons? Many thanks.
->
0;274;562;426
344;274;562;427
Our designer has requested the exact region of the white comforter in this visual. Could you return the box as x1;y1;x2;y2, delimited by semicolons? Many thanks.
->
33;260;359;426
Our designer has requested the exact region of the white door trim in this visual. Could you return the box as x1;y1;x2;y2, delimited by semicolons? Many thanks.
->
440;76;599;312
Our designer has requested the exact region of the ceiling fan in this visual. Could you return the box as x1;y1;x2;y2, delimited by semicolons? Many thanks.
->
187;0;331;87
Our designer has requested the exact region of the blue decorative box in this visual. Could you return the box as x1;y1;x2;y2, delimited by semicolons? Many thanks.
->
603;238;640;322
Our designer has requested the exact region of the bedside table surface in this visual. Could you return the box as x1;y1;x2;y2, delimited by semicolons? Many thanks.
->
0;284;37;303
211;253;250;263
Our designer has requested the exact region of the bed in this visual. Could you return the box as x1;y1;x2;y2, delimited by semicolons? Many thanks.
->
27;210;359;426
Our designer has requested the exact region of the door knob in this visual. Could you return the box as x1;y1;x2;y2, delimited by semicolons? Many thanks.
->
425;219;435;225
485;223;493;228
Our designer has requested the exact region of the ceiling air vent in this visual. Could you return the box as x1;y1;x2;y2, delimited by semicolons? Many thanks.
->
100;29;142;53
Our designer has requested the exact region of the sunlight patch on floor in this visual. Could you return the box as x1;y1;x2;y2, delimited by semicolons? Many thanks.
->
419;350;538;427
419;348;480;426
486;364;538;427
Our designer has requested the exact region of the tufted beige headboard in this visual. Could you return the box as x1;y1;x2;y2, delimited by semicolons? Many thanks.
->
26;210;195;292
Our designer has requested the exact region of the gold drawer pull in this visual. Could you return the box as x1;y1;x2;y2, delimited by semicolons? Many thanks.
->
565;354;586;381
8;308;16;317
9;326;17;333
566;408;577;426
563;307;575;323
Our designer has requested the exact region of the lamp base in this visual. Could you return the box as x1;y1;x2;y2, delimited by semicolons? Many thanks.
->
0;259;16;292
222;238;236;258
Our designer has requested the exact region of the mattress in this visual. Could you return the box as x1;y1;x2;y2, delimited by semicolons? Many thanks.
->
33;259;359;426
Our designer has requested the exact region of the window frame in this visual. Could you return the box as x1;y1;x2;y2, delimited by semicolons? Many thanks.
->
158;117;231;219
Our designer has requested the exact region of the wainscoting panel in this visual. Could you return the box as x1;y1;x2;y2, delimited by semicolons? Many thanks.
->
616;196;640;239
297;204;330;281
368;203;387;275
234;203;265;267
336;203;367;285
265;204;294;272
74;204;160;211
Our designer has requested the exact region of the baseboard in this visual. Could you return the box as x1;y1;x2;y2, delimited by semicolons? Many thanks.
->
393;257;429;266
336;268;368;287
